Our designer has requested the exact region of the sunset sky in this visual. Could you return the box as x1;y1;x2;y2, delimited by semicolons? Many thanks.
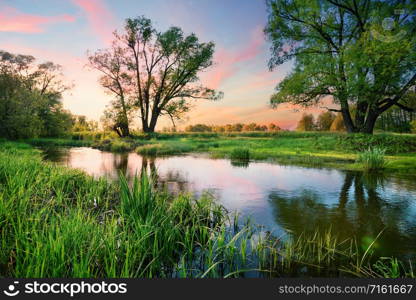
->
0;0;326;130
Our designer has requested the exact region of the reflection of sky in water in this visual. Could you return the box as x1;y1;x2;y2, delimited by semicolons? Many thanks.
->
45;147;416;259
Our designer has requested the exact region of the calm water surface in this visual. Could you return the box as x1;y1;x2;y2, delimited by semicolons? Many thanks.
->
42;147;416;260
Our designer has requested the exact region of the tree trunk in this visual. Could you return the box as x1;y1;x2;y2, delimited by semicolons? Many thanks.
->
141;108;159;133
120;123;130;137
361;110;379;134
354;102;367;131
341;108;356;133
113;126;122;137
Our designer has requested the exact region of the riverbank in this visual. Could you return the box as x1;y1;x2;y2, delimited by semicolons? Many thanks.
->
25;132;416;174
1;140;413;278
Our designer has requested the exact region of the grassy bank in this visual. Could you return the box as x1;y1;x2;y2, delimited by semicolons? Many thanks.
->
1;140;413;277
52;131;416;174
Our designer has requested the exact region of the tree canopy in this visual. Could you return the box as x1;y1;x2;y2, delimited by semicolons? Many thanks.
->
266;0;416;134
0;50;72;139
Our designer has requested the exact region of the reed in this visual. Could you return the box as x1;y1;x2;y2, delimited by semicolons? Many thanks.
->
357;147;387;171
230;148;250;161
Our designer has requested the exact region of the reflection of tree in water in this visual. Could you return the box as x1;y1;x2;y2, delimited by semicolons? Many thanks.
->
113;153;129;174
268;171;416;259
141;156;189;194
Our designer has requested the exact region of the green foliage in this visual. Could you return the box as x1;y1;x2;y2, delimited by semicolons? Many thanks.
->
0;141;414;277
185;124;212;132
22;131;416;173
230;148;250;160
184;123;279;133
0;50;72;139
337;134;416;154
375;92;416;133
372;258;402;278
135;142;193;156
91;138;143;152
89;16;221;134
296;113;315;131
357;147;387;171
25;138;93;147
411;120;416;133
266;0;416;134
316;111;336;131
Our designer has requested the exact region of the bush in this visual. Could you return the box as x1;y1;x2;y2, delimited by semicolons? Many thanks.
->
337;134;416;154
135;142;194;156
411;120;416;133
230;148;250;160
110;140;135;152
357;147;387;171
92;138;145;152
135;144;162;156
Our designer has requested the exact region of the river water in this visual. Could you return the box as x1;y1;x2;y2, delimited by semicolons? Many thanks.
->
42;146;416;260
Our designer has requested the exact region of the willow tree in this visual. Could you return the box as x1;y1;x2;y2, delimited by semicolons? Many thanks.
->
89;16;221;135
266;0;416;133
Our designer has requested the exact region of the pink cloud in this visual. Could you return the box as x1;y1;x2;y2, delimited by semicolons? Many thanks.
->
235;70;284;94
0;6;75;33
72;0;116;45
203;26;265;89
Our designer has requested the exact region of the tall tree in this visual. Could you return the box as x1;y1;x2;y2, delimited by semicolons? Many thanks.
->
266;0;416;134
88;46;132;137
89;16;222;134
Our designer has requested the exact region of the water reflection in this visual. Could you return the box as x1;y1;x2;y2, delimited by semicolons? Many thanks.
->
42;147;416;260
268;171;416;258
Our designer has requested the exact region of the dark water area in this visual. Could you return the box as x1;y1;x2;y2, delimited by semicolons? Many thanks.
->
42;146;416;261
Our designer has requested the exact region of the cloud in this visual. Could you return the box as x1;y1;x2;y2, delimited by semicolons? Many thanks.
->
72;0;116;45
202;26;265;89
0;6;75;33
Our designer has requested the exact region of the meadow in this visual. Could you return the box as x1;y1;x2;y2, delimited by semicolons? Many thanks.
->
1;139;415;278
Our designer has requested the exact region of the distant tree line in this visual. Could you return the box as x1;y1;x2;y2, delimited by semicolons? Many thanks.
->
0;50;73;139
182;123;281;133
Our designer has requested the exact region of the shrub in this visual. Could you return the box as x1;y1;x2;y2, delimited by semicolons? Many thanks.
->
230;148;250;160
411;120;416;133
136;142;194;156
136;144;162;156
337;133;416;154
357;147;387;171
110;140;135;152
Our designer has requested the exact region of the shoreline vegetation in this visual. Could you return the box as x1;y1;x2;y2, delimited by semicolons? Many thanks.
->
0;140;414;278
24;131;416;174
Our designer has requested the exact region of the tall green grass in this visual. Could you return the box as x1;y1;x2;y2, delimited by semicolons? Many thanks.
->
0;141;412;278
357;147;387;171
230;148;250;161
